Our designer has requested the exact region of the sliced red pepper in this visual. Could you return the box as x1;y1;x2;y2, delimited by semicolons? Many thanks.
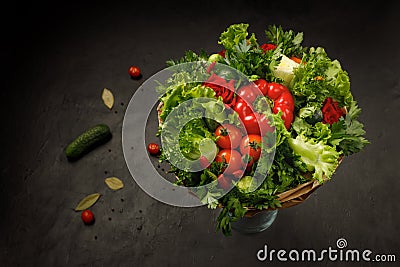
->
203;74;237;107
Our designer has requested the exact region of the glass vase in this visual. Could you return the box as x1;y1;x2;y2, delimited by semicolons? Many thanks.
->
231;209;278;234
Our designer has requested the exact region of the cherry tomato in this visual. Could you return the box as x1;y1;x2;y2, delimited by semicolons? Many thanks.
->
236;84;261;104
81;210;95;225
215;124;242;149
147;143;160;155
128;66;141;78
217;174;231;190
215;149;244;175
233;97;253;119
254;79;269;96
242;112;273;136
240;134;262;162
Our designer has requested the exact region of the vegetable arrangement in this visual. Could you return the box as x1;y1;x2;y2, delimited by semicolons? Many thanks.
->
155;23;369;235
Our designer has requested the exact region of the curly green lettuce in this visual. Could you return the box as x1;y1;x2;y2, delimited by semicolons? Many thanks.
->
290;47;353;109
288;135;341;183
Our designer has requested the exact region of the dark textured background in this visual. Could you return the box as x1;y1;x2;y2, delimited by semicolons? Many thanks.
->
1;1;399;266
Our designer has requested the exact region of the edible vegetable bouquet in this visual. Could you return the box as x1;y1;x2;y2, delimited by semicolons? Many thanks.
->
155;23;369;235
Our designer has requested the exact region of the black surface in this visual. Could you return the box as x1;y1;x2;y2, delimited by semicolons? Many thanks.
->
1;1;399;266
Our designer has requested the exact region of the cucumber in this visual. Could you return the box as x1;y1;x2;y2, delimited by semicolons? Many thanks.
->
65;124;112;161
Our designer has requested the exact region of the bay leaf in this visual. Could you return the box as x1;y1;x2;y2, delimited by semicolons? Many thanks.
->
102;88;114;109
105;177;124;190
75;193;101;211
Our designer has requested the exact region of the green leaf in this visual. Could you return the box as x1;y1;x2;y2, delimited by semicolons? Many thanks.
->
288;135;341;183
219;23;250;51
74;193;101;211
265;25;306;56
290;47;353;109
329;101;370;155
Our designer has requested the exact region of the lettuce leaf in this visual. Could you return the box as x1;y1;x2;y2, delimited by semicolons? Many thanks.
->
218;23;254;51
159;83;215;121
288;135;341;183
290;47;353;109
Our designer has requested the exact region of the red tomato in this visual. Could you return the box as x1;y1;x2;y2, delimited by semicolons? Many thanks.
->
217;174;231;190
81;210;95;225
240;134;262;162
236;84;261;104
253;79;268;96
215;124;242;149
233;97;253;119
128;66;141;78
147;143;160;155
215;149;244;175
242;113;273;136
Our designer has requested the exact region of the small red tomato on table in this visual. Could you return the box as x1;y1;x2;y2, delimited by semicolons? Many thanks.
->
81;210;95;225
147;143;160;156
128;65;141;79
